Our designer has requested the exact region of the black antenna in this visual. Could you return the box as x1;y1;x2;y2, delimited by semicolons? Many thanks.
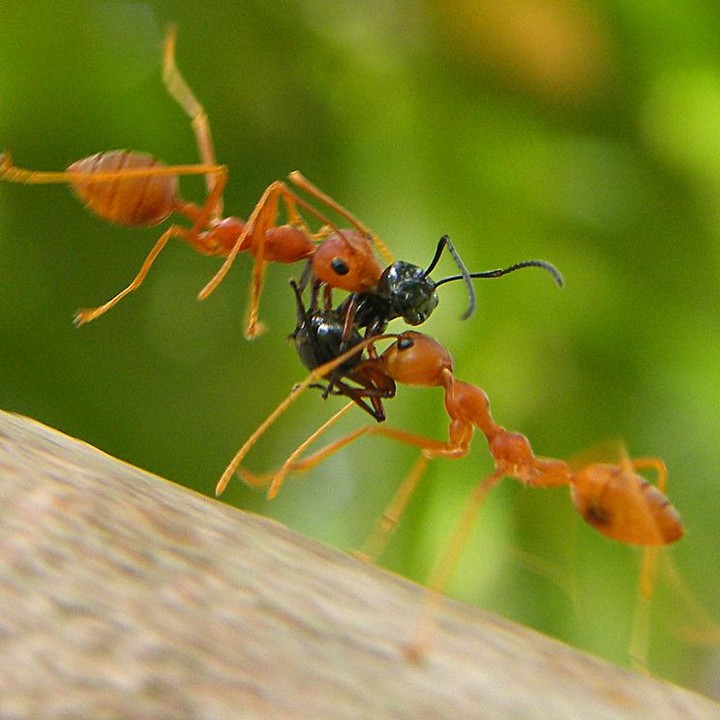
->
435;258;564;308
422;235;477;321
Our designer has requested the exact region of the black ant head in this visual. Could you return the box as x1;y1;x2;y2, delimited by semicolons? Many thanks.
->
366;235;465;328
376;261;439;326
370;235;475;327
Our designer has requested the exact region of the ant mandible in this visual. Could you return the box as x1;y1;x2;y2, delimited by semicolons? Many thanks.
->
0;26;394;336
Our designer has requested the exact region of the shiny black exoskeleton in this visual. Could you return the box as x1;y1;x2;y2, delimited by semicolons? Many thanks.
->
291;280;364;376
290;280;394;421
345;260;439;335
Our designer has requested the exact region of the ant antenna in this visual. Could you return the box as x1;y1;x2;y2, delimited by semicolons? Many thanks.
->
435;258;564;319
422;236;477;321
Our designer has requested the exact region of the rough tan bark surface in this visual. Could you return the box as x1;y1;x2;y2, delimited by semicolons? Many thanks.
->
1;410;718;719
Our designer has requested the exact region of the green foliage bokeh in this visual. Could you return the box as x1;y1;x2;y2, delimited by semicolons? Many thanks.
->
1;0;719;696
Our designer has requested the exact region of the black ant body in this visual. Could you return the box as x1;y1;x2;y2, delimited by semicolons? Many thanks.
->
290;279;395;421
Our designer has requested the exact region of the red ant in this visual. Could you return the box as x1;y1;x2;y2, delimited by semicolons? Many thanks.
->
215;286;683;665
219;328;681;552
0;26;393;336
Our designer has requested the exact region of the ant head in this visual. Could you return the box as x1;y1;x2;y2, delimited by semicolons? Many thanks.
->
370;236;472;327
358;235;563;332
380;331;454;387
311;230;382;293
377;262;439;326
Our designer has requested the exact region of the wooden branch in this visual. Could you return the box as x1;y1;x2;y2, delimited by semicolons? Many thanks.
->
0;410;718;719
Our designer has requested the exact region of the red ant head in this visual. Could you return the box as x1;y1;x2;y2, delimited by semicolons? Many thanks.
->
380;332;453;387
311;230;382;293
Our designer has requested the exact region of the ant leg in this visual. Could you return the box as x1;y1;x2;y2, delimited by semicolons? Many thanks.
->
289;170;394;264
278;191;314;235
72;225;189;325
426;470;505;594
181;165;228;239
240;406;410;499
406;468;506;660
236;410;436;559
243;187;281;339
215;334;394;496
238;401;358;498
629;546;659;674
0;153;224;186
354;454;430;564
248;422;466;506
215;366;312;496
289;171;372;235
269;410;470;474
628;457;668;492
625;457;668;673
197;180;286;336
198;180;288;299
163;25;222;220
660;555;720;644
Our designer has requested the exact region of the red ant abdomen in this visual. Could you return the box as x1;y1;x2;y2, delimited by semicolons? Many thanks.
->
68;151;179;227
570;464;683;545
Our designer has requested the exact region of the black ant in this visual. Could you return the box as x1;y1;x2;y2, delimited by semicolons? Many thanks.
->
334;234;563;338
290;279;396;421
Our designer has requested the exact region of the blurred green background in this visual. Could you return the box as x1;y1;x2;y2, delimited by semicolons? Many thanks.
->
1;0;719;696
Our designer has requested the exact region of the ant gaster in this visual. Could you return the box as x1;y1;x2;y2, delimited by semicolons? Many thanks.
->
290;279;395;421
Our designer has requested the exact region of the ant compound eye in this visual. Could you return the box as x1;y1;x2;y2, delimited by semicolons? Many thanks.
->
397;336;415;351
330;257;350;276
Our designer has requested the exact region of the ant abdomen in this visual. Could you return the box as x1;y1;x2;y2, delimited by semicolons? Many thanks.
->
570;463;683;545
68;150;179;227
